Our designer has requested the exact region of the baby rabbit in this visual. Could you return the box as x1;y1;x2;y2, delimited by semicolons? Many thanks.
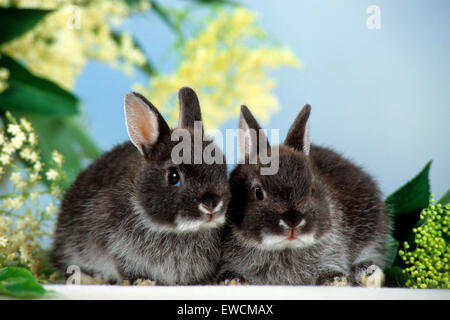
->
219;104;389;287
51;87;230;285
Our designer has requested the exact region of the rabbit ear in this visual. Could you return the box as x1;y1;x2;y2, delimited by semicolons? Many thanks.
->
239;105;270;161
124;92;170;157
178;86;203;130
284;104;311;155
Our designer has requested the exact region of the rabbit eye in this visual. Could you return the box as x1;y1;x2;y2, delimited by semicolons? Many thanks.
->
167;167;181;187
255;186;264;201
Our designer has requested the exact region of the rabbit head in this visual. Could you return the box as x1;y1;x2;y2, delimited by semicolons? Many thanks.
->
227;104;333;250
124;87;230;233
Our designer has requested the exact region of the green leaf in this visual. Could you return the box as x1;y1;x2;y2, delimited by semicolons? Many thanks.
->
438;188;450;205
383;266;409;288
0;8;52;45
0;54;79;117
384;235;399;268
385;161;432;216
385;161;431;243
0;267;47;299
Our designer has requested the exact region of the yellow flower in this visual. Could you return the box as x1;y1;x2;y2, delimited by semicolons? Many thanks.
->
1;0;148;89
137;8;300;129
0;67;9;79
46;168;59;181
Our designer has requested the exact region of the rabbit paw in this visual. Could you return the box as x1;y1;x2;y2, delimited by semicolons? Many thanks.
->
218;272;247;285
360;265;384;288
316;272;349;286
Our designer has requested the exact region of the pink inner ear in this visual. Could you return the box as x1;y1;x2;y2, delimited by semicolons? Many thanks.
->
125;95;159;153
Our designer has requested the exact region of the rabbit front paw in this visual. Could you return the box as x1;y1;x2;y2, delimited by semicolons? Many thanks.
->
360;265;384;288
316;271;349;287
218;272;247;285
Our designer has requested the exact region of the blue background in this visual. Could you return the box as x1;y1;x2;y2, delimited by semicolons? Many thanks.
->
74;0;449;199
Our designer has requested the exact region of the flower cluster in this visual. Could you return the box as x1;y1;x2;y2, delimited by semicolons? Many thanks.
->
0;0;149;89
135;8;300;129
0;112;64;280
399;196;450;289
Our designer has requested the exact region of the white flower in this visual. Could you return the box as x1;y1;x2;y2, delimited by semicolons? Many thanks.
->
10;171;22;185
46;169;59;181
2;143;15;155
52;150;63;165
0;153;11;165
28;132;37;145
29;151;39;163
11;131;26;149
20;118;33;132
7;124;22;136
0;236;7;247
33;161;43;172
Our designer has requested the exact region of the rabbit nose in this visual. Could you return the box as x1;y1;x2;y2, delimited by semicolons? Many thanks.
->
199;193;222;213
281;210;304;228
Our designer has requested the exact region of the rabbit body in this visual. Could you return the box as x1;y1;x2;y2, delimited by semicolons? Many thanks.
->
219;105;389;286
51;88;230;285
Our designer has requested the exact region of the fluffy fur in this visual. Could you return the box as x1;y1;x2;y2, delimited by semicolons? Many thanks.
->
51;87;230;285
219;105;390;286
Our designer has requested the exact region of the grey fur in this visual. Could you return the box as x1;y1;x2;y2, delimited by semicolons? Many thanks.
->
51;88;230;285
219;105;390;285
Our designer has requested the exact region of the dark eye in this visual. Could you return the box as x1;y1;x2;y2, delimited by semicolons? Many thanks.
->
255;186;264;201
167;167;181;187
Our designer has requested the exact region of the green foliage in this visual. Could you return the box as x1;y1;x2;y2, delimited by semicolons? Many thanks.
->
383;161;450;288
0;54;79;117
0;267;47;299
0;8;51;45
438;189;450;205
383;161;432;287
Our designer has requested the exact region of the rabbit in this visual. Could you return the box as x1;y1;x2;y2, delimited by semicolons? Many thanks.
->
50;87;231;285
218;104;390;287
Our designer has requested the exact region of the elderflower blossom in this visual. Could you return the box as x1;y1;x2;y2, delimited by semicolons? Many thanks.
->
135;8;300;129
399;196;450;289
0;112;64;280
46;169;59;181
0;0;149;89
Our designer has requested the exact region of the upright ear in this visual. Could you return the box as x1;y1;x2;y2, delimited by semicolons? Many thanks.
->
124;92;170;157
178;86;203;130
239;105;270;161
284;104;311;155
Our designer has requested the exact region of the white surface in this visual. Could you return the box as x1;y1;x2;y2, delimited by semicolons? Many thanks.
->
43;285;450;300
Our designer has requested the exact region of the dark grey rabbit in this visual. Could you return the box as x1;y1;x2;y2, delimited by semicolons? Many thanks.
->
219;104;389;287
51;87;230;285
